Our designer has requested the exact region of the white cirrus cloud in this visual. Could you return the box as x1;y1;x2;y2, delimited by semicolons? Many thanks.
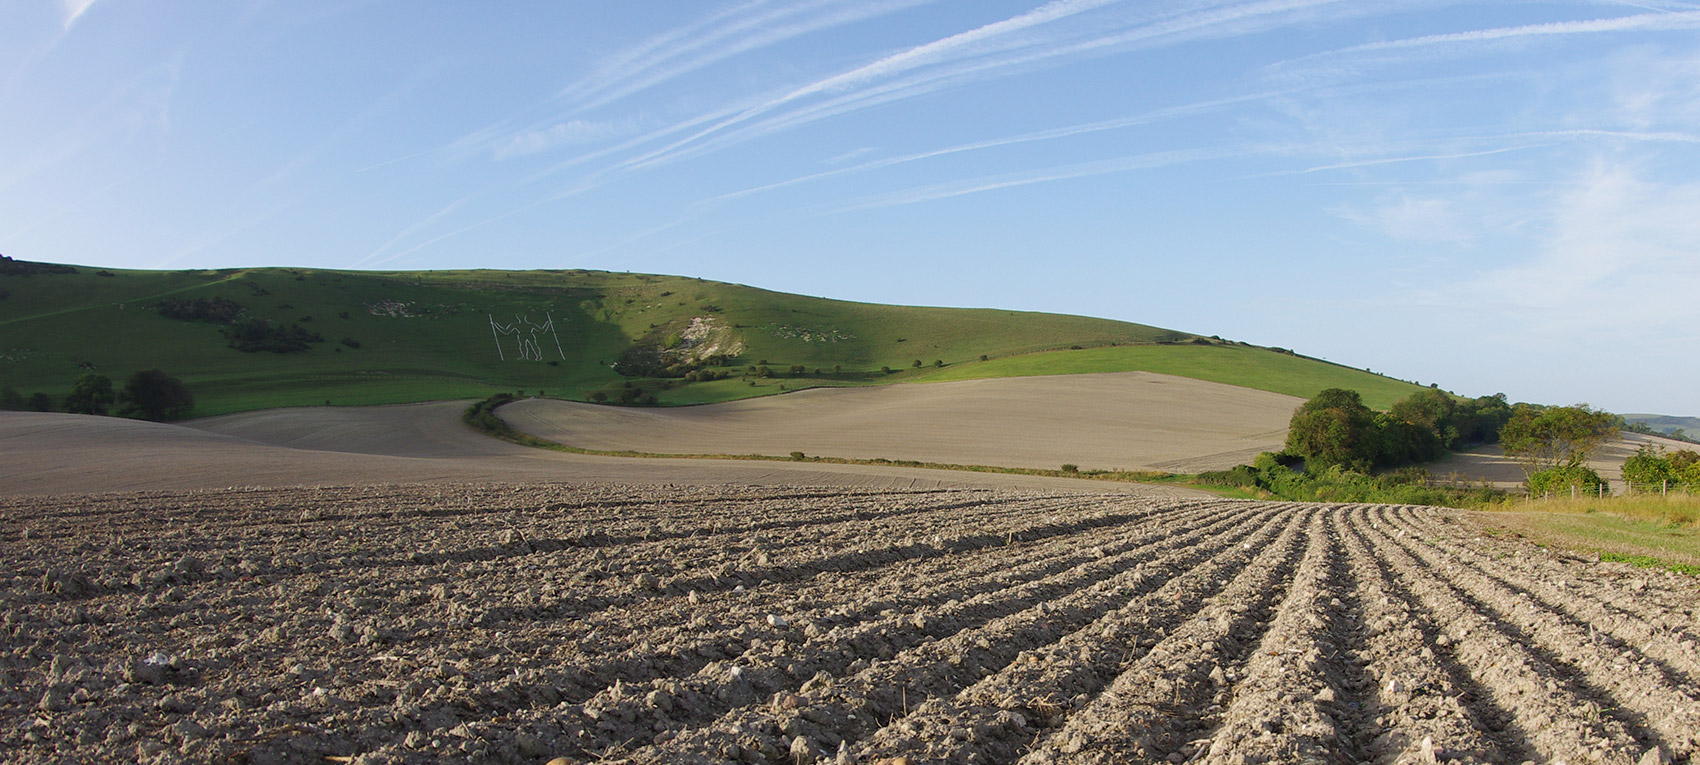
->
491;119;638;160
57;0;99;29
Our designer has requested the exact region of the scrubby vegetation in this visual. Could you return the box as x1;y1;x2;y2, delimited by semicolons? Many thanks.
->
0;254;76;276
157;296;244;323
224;318;324;353
1198;452;1505;506
1622;443;1700;489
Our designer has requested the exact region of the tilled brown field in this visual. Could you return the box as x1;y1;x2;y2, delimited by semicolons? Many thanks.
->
2;484;1697;764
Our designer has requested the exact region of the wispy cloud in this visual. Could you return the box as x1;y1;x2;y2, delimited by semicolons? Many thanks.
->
562;0;936;111
435;0;930;168
491;118;639;160
702;90;1279;206
618;0;1374;173
57;0;99;30
1340;11;1700;55
613;0;1132;171
834;146;1237;212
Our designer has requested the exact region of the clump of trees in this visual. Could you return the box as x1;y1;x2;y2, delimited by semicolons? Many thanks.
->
39;370;194;420
1;388;54;412
1282;387;1622;496
1283;388;1513;473
118;369;194;420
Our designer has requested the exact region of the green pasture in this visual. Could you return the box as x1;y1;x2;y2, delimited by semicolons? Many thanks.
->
2;263;1428;416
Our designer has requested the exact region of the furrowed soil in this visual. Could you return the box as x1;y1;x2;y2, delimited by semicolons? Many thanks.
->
4;484;1696;764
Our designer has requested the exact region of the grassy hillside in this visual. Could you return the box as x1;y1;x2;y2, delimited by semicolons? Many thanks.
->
1;261;1426;416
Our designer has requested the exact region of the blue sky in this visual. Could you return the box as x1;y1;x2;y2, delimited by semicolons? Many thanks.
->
4;1;1699;415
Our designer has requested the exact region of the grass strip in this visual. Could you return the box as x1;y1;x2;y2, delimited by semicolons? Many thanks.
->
1599;552;1700;576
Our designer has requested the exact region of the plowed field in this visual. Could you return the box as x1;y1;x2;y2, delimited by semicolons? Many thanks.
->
4;484;1696;764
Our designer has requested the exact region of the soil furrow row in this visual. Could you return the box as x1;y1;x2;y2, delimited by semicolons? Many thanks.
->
1354;509;1658;764
844;503;1302;764
560;505;1290;761
1192;511;1356;764
459;503;1254;714
1015;506;1314;764
1369;506;1700;760
1376;505;1700;686
1336;507;1515;764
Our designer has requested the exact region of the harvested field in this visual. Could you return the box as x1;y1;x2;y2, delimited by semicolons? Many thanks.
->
4;483;1696;764
497;372;1298;473
0;411;1208;497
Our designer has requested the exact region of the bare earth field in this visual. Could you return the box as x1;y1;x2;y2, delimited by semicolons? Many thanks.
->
0;408;1205;498
1428;432;1693;491
497;372;1299;473
4;484;1697;764
3;387;1698;763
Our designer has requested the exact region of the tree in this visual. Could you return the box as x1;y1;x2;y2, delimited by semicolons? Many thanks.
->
1285;388;1381;472
1499;403;1617;475
118;369;194;421
28;392;52;412
63;373;113;415
0;387;22;410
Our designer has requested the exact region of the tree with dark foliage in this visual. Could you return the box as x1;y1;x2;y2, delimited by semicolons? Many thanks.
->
119;369;194;421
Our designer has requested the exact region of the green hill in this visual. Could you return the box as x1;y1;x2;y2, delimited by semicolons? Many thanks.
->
0;260;1426;416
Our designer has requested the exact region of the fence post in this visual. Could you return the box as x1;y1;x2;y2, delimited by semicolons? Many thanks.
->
1572;484;1577;500
1663;480;1668;496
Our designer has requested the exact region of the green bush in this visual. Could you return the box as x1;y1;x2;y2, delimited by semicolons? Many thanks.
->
1527;465;1609;496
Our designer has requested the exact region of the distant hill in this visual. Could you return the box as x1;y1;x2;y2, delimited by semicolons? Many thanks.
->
1622;413;1700;441
0;261;1426;416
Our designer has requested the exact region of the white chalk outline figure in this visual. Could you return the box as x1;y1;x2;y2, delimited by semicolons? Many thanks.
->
489;312;565;361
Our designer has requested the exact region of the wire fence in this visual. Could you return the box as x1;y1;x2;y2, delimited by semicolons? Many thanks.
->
1620;481;1700;497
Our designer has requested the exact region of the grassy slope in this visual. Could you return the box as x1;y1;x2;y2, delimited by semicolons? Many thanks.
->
915;344;1419;410
2;264;1425;416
